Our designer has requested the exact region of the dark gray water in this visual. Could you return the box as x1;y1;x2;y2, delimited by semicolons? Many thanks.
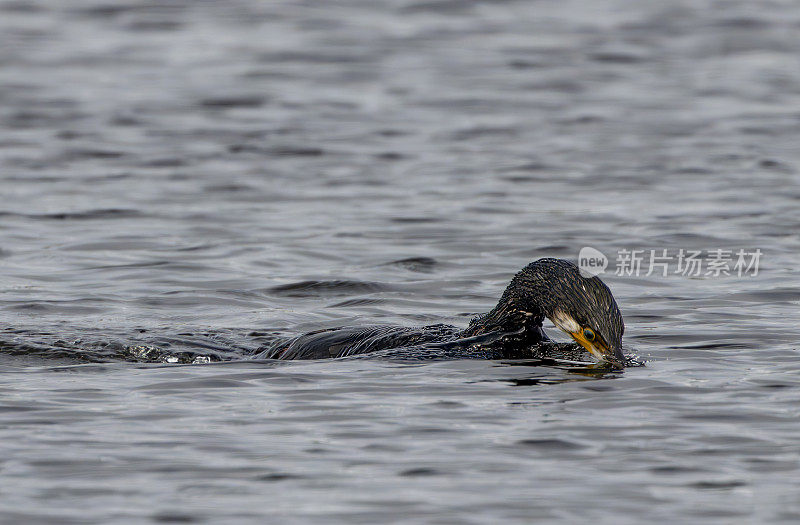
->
2;0;800;522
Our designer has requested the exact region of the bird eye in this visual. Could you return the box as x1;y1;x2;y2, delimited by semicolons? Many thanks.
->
583;328;596;341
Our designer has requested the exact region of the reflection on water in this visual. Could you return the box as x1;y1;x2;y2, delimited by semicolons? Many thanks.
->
491;359;628;386
2;0;800;522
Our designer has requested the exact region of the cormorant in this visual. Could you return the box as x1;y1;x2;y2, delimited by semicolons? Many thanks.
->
258;258;626;367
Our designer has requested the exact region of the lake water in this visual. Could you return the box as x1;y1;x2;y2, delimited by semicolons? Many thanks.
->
2;0;800;523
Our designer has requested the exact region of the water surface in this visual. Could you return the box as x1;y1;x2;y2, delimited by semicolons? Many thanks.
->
2;0;800;522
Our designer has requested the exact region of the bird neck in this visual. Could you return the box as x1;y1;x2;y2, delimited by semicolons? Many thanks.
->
460;297;545;339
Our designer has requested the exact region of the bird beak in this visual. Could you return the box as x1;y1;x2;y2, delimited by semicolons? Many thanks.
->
569;330;625;369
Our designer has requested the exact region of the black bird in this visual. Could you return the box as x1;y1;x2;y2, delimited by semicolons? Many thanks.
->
259;258;626;367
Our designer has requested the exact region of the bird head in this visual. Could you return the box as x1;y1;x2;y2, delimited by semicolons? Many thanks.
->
508;258;625;367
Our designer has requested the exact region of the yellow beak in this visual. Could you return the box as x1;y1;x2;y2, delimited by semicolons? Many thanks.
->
569;330;624;368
